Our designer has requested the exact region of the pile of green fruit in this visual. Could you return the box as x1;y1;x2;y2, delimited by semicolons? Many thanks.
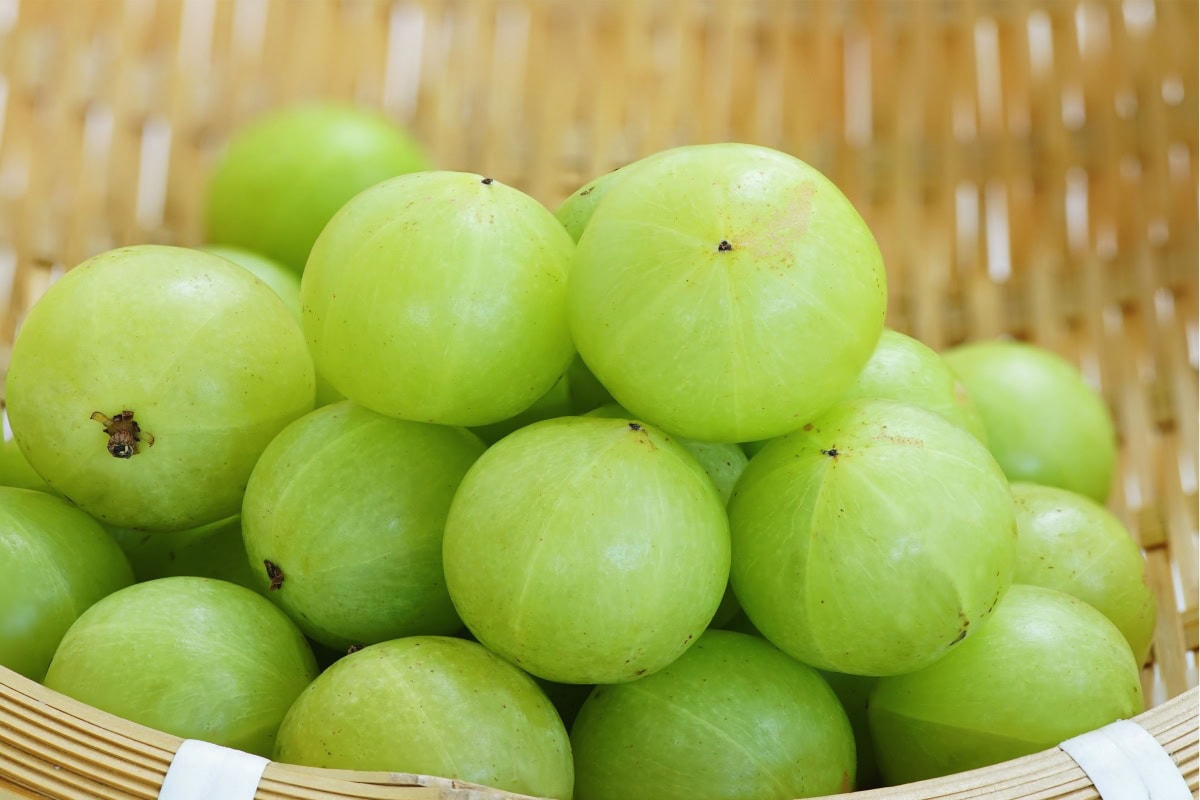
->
0;105;1154;800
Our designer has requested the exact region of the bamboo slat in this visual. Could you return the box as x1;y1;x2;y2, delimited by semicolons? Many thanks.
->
0;1;1195;799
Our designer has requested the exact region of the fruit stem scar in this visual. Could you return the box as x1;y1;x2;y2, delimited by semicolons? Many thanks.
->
717;240;733;252
821;448;839;458
481;177;494;185
628;422;642;431
264;560;285;591
90;409;154;459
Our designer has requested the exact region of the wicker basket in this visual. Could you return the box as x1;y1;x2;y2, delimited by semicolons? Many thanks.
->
0;1;1195;798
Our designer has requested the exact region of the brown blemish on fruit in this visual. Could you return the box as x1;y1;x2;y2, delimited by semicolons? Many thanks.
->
90;410;154;459
874;433;923;447
627;422;658;451
802;423;814;432
481;177;494;185
635;668;647;676
264;560;285;591
840;772;853;792
579;186;594;196
950;628;968;646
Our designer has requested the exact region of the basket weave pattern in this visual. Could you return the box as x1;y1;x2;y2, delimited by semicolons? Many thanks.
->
0;1;1196;799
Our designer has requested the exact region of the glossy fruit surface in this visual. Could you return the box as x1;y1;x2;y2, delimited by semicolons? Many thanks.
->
571;630;856;800
944;340;1116;501
0;488;134;680
6;245;314;530
569;143;886;442
869;585;1143;783
242;402;483;649
206;104;429;271
44;577;317;756
843;329;985;442
302;171;574;426
730;399;1016;675
1011;482;1156;662
444;416;729;683
275;636;574;799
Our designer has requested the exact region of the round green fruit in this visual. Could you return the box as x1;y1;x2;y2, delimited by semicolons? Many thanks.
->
583;404;747;630
730;399;1016;676
869;584;1143;783
444;416;730;684
274;636;573;800
555;168;624;243
571;630;856;800
1011;482;1156;663
569;143;886;442
242;402;484;649
0;488;134;680
566;355;615;414
534;677;594;730
203;245;301;319
106;516;261;594
0;434;52;492
943;340;1117;501
6;245;314;531
584;404;748;504
302;171;575;426
952;379;989;446
554;148;690;245
844;329;985;442
471;374;571;445
205;104;429;272
44;577;317;756
200;245;346;407
819;670;881;789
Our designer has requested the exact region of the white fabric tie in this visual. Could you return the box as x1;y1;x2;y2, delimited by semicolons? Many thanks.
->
1060;719;1191;800
158;739;269;800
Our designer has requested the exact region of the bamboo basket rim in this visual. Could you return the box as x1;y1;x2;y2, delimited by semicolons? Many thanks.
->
0;663;1194;800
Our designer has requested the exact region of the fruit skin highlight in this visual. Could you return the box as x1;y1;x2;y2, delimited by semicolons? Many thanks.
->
302;171;575;427
571;630;856;800
569;142;886;443
5;245;315;531
869;584;1144;784
943;340;1117;502
44;576;318;757
443;416;730;684
0;488;134;680
730;398;1016;676
205;104;429;272
274;636;574;800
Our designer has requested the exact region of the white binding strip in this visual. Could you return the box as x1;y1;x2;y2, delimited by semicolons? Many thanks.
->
1060;719;1191;800
158;739;269;800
